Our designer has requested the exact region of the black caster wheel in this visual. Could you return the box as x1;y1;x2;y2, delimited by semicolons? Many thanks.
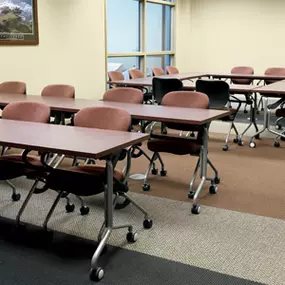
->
115;197;131;210
214;177;220;184
188;191;195;199
80;206;90;215
126;232;138;243
238;140;244;146
261;108;264;111
233;138;238;143
11;193;21;202
274;141;280;148
255;134;260;140
151;168;158;175
191;204;201;215
244;110;248;114
276;124;282;130
160;169;167;177
90;267;104;282
162;129;168;135
209;184;218;194
281;136;285;141
143;219;153;229
65;203;75;213
256;110;260;115
222;145;228;151
249;141;256;148
190;132;195;138
142;184;150;191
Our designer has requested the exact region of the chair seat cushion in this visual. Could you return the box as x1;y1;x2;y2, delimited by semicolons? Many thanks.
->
276;108;285;117
45;165;126;196
147;137;201;155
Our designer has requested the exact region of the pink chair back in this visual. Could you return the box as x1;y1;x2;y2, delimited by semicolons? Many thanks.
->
128;69;144;79
74;106;131;132
0;81;26;94
41;85;75;98
2;102;50;123
152;68;165;76
264;67;285;85
162;91;209;109
166;66;179;75
231;66;254;85
103;88;143;104
108;71;124;81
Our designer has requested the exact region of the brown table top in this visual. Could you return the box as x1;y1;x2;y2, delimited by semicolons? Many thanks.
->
254;80;285;96
0;93;230;125
210;72;285;81
0;119;149;159
108;72;208;87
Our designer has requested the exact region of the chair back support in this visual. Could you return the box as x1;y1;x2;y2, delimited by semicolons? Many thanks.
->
231;66;254;85
166;66;179;75
264;67;285;85
74;106;131;132
108;71;124;81
103;88;143;104
196;79;230;108
0;81;26;94
41;84;75;98
152;78;183;105
128;69;144;79
2;102;50;123
152;67;165;76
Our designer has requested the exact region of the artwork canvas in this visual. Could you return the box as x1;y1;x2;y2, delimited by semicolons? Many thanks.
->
0;0;38;45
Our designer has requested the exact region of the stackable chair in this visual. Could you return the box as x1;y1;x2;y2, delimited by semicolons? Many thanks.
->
152;67;165;76
0;102;50;203
107;71;125;88
41;84;75;125
24;106;152;242
273;104;285;147
166;66;179;75
230;66;254;114
128;69;153;103
196;79;241;151
143;91;220;214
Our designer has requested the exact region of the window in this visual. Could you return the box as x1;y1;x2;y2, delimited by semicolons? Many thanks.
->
106;0;175;80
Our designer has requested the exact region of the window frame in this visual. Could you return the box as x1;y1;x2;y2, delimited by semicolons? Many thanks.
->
105;0;176;82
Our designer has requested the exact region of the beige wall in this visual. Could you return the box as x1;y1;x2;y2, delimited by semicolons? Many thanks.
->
176;0;285;74
0;0;106;99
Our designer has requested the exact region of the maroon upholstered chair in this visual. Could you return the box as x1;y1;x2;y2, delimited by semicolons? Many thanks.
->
143;91;220;214
41;84;75;124
166;66;179;75
152;67;165;77
0;81;26;94
103;87;143;104
0;102;50;201
108;71;125;88
230;66;254;85
34;106;152;234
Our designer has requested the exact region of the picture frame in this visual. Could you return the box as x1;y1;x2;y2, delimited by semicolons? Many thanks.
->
0;0;39;45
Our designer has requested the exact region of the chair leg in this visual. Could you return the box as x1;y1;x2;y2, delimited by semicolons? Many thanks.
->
43;191;63;231
156;153;166;176
188;158;200;199
5;180;21;201
75;195;90;215
142;152;157;191
207;158;219;183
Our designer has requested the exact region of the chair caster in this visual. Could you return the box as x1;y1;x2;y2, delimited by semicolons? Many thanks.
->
276;123;282;130
114;197;131;210
244;110;248;114
65;203;75;213
143;219;153;229
11;193;21;202
255;134;260;140
249;141;256;148
209;184;218;194
274;141;280;148
188;191;195;199
191;204;201;215
233;138;239;143
261;108;264;111
90;267;104;282
151;168;158;175
80;206;90;215
214;177;220;184
160;169;167;177
142;184;150;191
222;145;228;151
162;129;168;135
238;139;244;146
190;132;195;138
126;232;138;243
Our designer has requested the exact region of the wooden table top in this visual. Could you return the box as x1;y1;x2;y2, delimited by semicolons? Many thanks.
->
210;72;285;81
0;93;231;125
0;119;149;159
254;80;285;96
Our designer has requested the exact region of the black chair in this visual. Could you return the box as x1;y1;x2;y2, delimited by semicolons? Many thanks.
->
196;79;241;151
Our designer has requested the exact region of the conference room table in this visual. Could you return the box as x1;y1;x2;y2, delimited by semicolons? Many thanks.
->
0;118;149;280
209;72;285;81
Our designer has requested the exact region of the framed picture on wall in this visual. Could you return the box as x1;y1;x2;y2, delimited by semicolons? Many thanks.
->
0;0;38;45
